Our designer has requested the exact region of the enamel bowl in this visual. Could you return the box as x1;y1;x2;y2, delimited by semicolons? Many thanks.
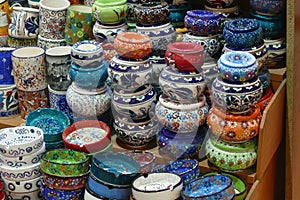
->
0;126;44;157
0;162;42;181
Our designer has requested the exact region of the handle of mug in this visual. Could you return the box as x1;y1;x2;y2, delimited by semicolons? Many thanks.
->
16;10;26;36
8;2;22;13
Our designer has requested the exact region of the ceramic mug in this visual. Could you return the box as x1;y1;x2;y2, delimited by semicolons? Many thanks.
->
12;47;47;92
0;47;15;84
39;0;70;40
8;7;39;39
65;4;94;45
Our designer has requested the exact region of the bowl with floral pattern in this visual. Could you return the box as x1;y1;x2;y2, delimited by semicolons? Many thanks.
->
122;150;156;173
250;0;285;15
41;182;84;200
25;108;71;142
0;126;44;157
40;149;90;177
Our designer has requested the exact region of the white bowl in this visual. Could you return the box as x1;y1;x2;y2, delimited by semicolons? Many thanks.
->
0;162;42;181
3;175;42;193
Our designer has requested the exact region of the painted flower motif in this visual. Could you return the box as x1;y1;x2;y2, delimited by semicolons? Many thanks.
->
70;11;75;18
77;31;83;38
25;16;38;35
228;121;237;128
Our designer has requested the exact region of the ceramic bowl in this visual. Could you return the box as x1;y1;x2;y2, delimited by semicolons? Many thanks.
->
151;159;200;186
218;51;258;83
0;85;19;117
88;173;132;199
0;126;44;157
206;0;237;8
84;182;113;200
114;32;152;60
250;0;284;15
114;117;158;147
184;10;221;36
108;55;153;89
8;36;37;48
25;108;71;142
37;35;66;50
0;162;42;181
121;151;156;174
44;140;65;151
181;174;235;199
159;66;206;102
133;2;170;25
40;149;90;177
258;65;272;95
41;182;84;200
3;175;41;193
132;172;183;200
5;189;42;200
0;143;45;168
165;42;206;72
264;37;286;69
257;88;274;111
150;55;166;84
102;43;118;61
91;152;141;186
43;169;89;190
155;94;209;133
93;20;128;43
211;76;263;114
71;40;104;67
62;120;111;153
223;18;263;48
207;105;262;143
169;4;191;28
205;137;257;171
66;83;112;118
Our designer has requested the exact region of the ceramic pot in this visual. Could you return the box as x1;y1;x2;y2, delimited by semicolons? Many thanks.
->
181;174;235;199
202;61;218;89
250;11;284;39
91;152;141;186
44;140;65;151
206;0;237;8
133;2;170;25
46;46;72;91
165;42;205;72
258;64;271;95
108;55;152;89
114;32;152;60
223;18;263;48
218;51;258;83
66;83;111;118
150;55;166;84
92;0;128;25
155;94;209;133
25;108;71;142
93;20;128;43
12;47;47;92
207;105;262;143
40;149;90;177
0;162;42;181
126;2;137;23
39;0;70;40
136;22;176;57
169;4;191;28
250;0;284;15
7;35;37;47
3;175;41;193
264;37;286;69
211;76;263;114
0;84;19;117
5;189;42;200
69;61;108;89
257;87;273;111
41;183;84;200
159;66;206;102
0;126;44;157
122;151;156;174
205;137;257;171
112;84;156;121
132;172;183;200
223;41;268;70
0;47;15;84
114;117;158;147
184;10;221;36
62;120;111;153
37;35;67;50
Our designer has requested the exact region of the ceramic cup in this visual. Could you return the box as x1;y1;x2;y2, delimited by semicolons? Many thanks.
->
48;85;72;117
65;5;94;45
8;7;39;39
46;46;72;91
0;84;19;117
37;35;67;50
0;47;15;84
12;47;47;92
39;0;70;40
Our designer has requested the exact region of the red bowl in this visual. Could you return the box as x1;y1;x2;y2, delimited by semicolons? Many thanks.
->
62;120;111;153
165;42;205;72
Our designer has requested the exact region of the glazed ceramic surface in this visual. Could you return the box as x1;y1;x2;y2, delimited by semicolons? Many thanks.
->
150;55;166;84
159;66;206;102
12;47;47;92
202;61;218;89
132;172;183;200
258;65;271;94
46;46;72;91
41;183;84;200
5;189;42;200
184;10;221;36
218;51;258;83
84;0;95;6
25;108;71;142
169;4;191;28
207;105;262;143
84;182;110;200
0;85;19;117
206;0;237;8
250;0;284;15
122;151;155;173
211;76;263;114
108;55;153;89
37;35;67;50
44;140;65;151
257;88;273;111
0;126;44;157
102;43;118;61
62;120;111;153
3;175;41;193
134;2;170;25
223;18;263;48
40;149;90;177
0;162;42;181
93;20;128;43
0;48;15;84
39;0;70;40
264;37;286;69
91;152;141;186
181;174;235;199
66;83;112;117
7;36;37;48
155;94;209;133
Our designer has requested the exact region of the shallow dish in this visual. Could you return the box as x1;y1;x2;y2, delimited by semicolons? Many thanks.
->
26;108;71;142
0;126;44;157
3;175;42;193
121;150;156;173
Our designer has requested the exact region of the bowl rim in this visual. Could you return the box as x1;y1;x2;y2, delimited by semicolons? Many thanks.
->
152;159;199;176
41;149;89;165
167;42;204;54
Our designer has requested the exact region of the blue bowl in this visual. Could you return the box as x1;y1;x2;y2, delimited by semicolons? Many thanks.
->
26;108;71;142
45;140;65;151
41;183;84;200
